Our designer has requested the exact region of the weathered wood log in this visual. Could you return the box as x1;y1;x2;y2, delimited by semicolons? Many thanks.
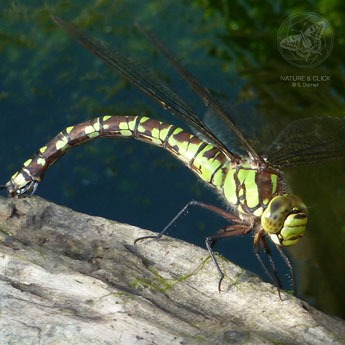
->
0;196;344;345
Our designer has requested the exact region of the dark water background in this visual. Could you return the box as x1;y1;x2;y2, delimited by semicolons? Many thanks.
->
1;1;345;318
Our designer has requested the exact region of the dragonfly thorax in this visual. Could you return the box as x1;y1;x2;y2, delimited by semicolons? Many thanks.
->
223;163;282;218
261;194;308;246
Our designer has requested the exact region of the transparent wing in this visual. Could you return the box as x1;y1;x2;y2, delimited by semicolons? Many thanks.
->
52;16;241;161
265;117;345;167
135;22;263;163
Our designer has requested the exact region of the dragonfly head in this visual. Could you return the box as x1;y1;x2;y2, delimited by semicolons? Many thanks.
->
261;194;307;246
3;170;39;198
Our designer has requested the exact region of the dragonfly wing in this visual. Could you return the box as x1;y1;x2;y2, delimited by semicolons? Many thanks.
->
265;117;345;167
52;16;241;161
135;21;262;162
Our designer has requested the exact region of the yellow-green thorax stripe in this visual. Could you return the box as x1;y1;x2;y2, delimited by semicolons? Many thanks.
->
223;162;281;217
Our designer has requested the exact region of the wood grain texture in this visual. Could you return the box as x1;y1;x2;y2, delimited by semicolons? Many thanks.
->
0;196;344;345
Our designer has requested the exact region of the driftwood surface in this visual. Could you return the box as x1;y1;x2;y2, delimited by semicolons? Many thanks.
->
0;195;344;345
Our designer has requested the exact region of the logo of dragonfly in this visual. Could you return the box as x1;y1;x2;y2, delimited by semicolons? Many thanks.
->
277;13;333;68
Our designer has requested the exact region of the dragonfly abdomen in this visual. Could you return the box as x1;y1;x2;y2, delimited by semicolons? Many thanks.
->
6;115;281;220
101;116;233;189
5;115;233;197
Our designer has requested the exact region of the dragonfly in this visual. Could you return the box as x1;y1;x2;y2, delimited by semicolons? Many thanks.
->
2;16;345;294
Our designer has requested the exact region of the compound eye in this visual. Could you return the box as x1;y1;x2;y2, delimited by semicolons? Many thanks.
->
261;194;308;247
262;196;290;234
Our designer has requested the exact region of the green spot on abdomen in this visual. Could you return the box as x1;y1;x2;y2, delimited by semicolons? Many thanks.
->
56;137;69;150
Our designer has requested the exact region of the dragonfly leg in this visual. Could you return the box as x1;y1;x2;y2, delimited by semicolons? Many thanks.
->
205;236;224;292
276;245;296;294
134;200;244;244
134;200;194;244
134;200;253;292
206;222;254;292
254;230;285;299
